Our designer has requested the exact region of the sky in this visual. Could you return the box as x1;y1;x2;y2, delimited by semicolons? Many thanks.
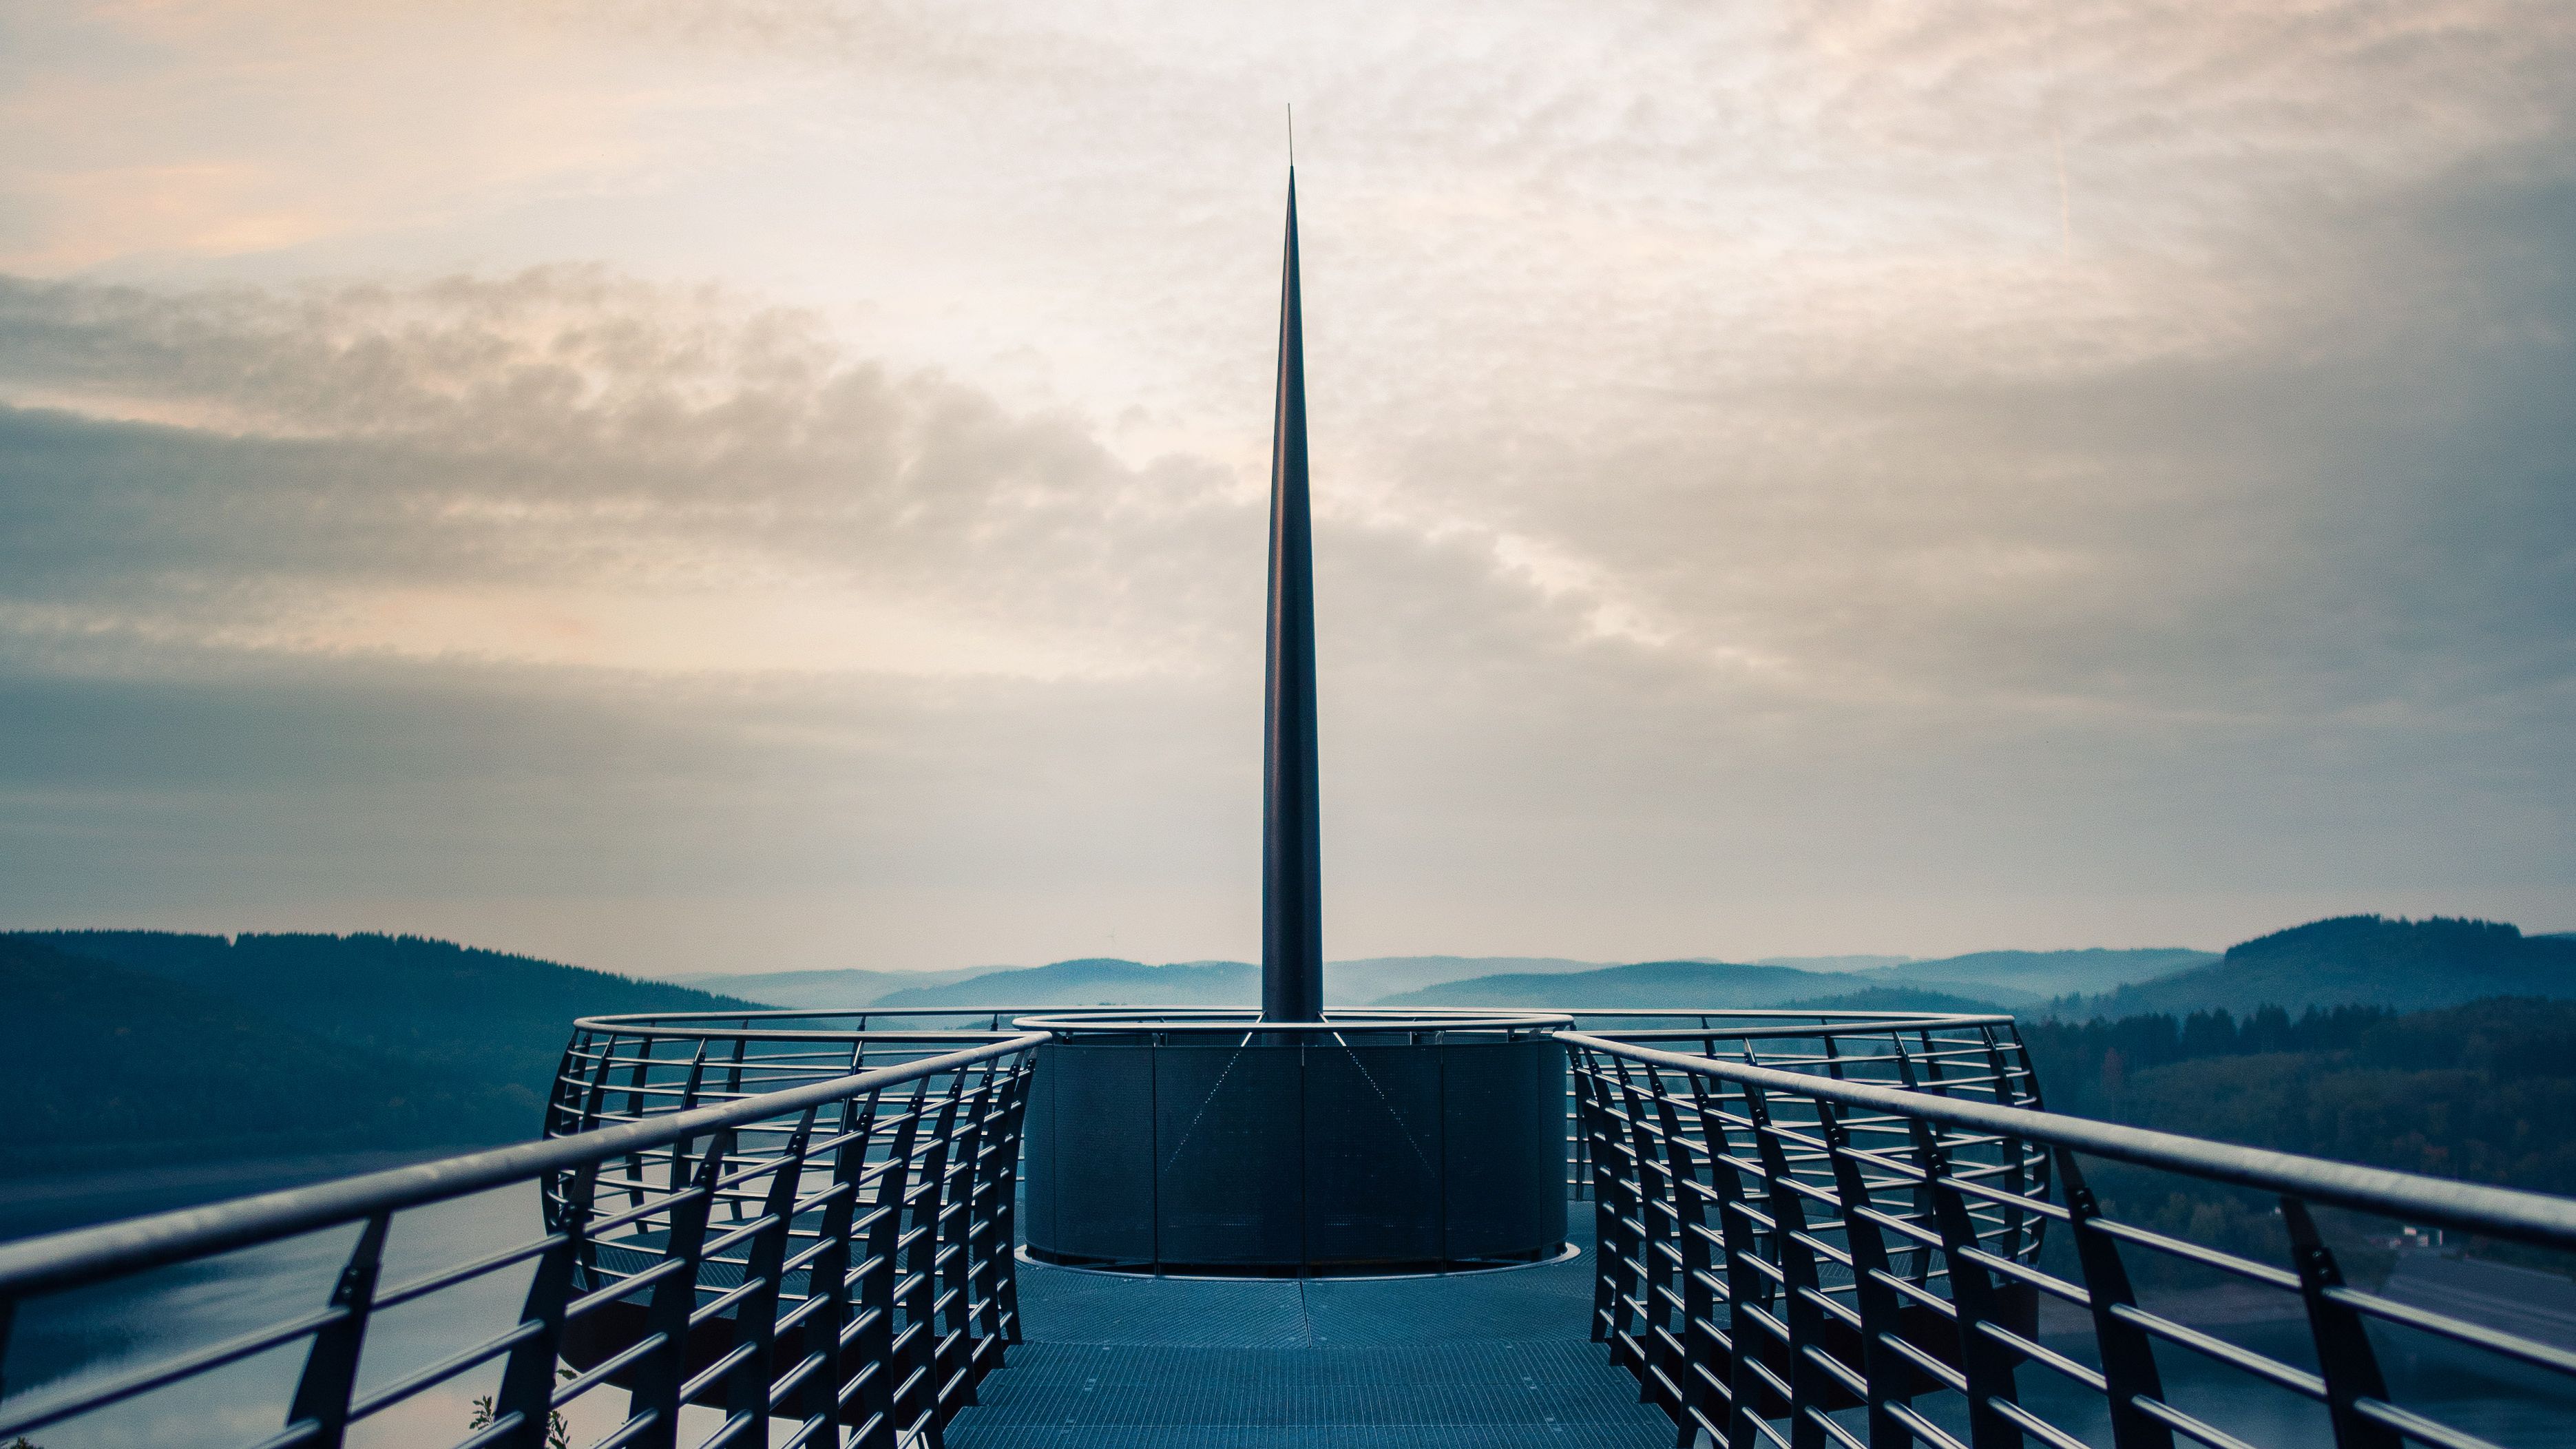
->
1;0;2570;977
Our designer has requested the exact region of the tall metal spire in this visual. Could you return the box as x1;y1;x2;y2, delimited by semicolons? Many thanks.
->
1261;168;1323;1023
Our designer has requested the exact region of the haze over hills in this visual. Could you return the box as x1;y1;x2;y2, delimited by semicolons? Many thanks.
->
1756;955;1916;972
1863;948;2215;1000
1326;956;1602;1004
660;966;994;1010
869;958;1259;1010
1381;959;1858;1011
1385;947;2214;1012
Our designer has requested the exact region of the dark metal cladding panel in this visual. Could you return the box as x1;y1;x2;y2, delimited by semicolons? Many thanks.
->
1155;1045;1304;1265
1302;1044;1444;1264
1442;1039;1568;1260
1033;1041;1157;1262
1023;1039;1057;1247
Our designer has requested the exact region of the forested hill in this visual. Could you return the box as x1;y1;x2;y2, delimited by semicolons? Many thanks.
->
1;937;530;1174
1;931;762;1171
2077;916;2576;1017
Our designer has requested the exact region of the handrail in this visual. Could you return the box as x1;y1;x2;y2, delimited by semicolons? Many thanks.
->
1560;1029;2576;1249
0;1032;1045;1302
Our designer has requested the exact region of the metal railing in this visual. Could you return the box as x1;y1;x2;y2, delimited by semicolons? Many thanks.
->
0;1030;1043;1449
567;1007;2042;1202
1563;1030;2576;1449
1557;1012;2041;1202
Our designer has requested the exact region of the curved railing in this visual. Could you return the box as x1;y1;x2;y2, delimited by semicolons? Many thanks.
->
0;1030;1044;1449
567;1005;2043;1203
1562;1030;2576;1449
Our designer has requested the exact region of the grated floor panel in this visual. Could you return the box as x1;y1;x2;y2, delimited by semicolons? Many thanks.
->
944;1220;1676;1448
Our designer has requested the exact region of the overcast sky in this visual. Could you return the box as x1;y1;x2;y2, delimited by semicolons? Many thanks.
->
2;1;2569;977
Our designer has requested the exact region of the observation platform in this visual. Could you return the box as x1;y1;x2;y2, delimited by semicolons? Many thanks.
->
951;1217;1668;1448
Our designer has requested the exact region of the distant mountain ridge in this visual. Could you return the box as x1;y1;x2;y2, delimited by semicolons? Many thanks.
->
660;966;994;1009
10;930;760;1088
1378;946;2210;1012
871;958;1259;1010
1381;959;1863;1011
1866;948;2214;999
2077;916;2576;1018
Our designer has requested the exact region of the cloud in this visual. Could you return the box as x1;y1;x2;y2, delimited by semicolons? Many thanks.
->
0;1;2570;969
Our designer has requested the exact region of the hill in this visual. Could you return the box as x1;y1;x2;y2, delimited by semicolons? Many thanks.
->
1328;955;1603;1004
0;938;530;1174
1379;959;1851;1010
1756;955;1916;973
661;966;993;1009
2078;917;2576;1018
6;930;764;1117
870;957;1259;1010
1870;947;2212;999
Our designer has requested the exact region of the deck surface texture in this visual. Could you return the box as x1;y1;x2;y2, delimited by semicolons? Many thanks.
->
944;1220;1676;1448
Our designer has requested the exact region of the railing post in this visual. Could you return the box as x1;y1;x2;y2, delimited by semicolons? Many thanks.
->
1682;1072;1770;1449
1741;1080;1834;1449
890;1078;947;1449
1978;1029;2036;1264
850;1080;927;1449
722;1107;817;1443
1902;1112;2022;1449
284;1211;390;1449
1578;1051;1644;1358
974;1054;1034;1355
1612;1056;1685;1424
939;1063;994;1406
1648;1062;1724;1448
2282;1199;2401;1449
798;1084;881;1446
496;1163;596;1449
1817;1099;1916;1449
631;1127;733;1449
2053;1149;2171;1449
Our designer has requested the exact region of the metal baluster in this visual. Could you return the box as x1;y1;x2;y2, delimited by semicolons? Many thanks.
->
1649;1063;1724;1449
723;1038;751;1221
1684;1072;1768;1449
2053;1150;2172;1449
630;1127;732;1449
908;1070;967;1441
1902;1111;2022;1449
495;1163;597;1449
1816;1099;1915;1449
941;1063;994;1404
988;1056;1036;1348
284;1212;390;1449
1577;1055;1623;1344
1613;1056;1684;1420
889;1078;946;1449
622;1037;660;1215
2282;1199;2401;1449
1740;1081;1834;1449
720;1107;817;1444
799;1085;881;1448
851;1081;928;1449
1978;1029;2033;1264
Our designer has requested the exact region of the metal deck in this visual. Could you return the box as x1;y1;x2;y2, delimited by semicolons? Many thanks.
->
946;1221;1672;1448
